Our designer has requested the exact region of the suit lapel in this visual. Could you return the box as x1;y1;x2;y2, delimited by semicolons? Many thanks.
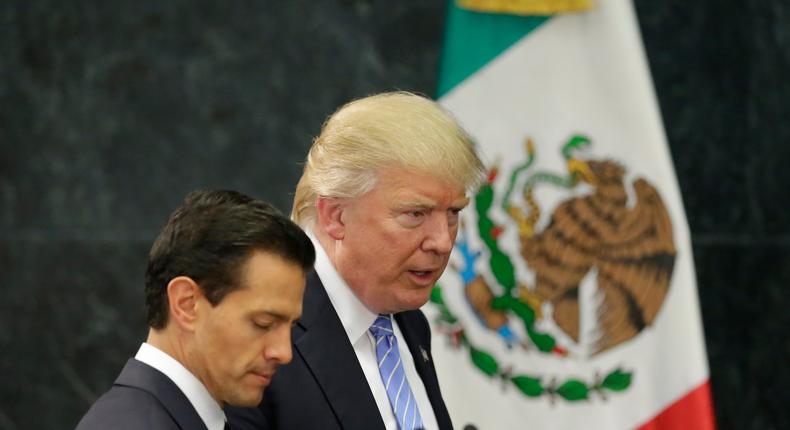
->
396;312;455;430
115;359;208;430
294;272;384;429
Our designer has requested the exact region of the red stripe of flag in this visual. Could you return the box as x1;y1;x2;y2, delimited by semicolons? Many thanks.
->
636;380;716;430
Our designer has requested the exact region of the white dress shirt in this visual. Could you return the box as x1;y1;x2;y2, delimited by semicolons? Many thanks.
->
135;343;227;430
309;231;439;430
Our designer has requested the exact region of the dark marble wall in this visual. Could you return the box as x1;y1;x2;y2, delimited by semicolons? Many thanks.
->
636;2;790;429
0;1;786;429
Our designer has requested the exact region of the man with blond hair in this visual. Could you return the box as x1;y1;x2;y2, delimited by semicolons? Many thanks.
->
227;92;485;430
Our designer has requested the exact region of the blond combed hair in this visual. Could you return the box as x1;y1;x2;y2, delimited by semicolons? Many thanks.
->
291;91;485;226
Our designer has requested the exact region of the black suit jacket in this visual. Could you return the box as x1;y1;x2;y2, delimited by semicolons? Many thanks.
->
226;271;453;430
75;358;208;430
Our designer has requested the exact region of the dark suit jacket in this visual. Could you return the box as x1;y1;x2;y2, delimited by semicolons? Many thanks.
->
75;358;208;430
226;271;453;430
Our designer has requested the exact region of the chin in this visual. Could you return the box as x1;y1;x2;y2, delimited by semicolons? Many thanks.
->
227;392;263;408
398;291;433;312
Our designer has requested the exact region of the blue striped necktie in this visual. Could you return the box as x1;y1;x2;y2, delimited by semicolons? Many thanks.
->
369;315;424;430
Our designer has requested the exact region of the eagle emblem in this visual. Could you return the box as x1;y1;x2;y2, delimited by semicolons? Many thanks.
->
431;135;676;401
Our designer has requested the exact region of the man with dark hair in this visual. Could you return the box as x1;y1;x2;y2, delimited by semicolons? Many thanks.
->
75;189;315;430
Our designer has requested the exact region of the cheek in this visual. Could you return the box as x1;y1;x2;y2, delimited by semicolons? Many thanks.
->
395;235;427;260
209;324;256;365
345;224;424;278
209;335;237;368
372;240;420;272
218;337;261;381
232;330;263;359
358;217;414;247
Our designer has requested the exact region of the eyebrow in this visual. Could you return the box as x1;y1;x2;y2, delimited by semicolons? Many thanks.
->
395;197;470;211
251;310;299;321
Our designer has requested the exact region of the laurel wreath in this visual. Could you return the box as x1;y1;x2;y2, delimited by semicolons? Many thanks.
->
430;285;632;401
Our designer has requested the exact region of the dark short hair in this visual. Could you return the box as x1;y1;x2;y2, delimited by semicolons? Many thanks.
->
144;189;315;329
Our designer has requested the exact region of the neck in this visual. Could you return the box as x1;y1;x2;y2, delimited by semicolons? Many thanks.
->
147;327;181;357
145;328;201;388
145;328;225;408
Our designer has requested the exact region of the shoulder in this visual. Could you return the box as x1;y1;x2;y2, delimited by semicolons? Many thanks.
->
75;385;179;430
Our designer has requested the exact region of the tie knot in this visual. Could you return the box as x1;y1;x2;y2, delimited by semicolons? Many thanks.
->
369;315;394;338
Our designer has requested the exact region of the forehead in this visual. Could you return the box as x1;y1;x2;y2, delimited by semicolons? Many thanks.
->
222;250;306;312
369;167;467;205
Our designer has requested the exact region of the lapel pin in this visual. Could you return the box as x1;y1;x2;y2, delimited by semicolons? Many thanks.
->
420;346;429;363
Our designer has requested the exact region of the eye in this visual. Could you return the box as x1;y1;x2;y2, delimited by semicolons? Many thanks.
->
253;320;273;331
397;209;426;227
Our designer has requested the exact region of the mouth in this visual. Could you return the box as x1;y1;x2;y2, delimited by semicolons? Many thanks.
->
407;269;439;286
249;371;274;387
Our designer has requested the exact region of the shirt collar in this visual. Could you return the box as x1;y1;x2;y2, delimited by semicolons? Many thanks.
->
307;229;378;343
135;343;227;430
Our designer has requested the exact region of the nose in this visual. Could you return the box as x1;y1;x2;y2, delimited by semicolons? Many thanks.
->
263;325;294;364
422;213;455;254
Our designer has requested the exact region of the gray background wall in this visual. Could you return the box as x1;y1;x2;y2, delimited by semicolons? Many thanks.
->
1;1;788;429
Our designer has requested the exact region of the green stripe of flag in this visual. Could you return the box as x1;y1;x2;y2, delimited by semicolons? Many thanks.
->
437;2;549;98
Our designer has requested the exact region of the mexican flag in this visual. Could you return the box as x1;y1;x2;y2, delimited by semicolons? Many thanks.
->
426;0;717;429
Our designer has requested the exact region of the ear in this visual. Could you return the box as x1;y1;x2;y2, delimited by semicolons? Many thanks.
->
316;196;346;240
166;276;201;332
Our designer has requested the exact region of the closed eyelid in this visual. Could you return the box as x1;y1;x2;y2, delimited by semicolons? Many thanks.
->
252;310;292;323
254;317;297;330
